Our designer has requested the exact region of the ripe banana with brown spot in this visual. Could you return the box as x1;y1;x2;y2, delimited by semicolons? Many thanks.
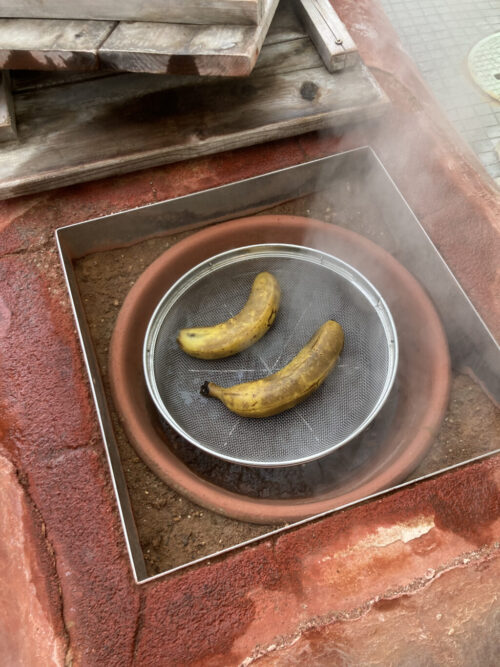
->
177;271;281;359
201;320;344;418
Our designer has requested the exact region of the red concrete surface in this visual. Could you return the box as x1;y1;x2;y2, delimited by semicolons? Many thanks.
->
0;456;66;666
133;459;500;666
254;555;500;666
0;0;499;665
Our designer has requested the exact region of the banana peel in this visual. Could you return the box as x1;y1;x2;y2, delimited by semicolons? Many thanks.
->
201;320;344;418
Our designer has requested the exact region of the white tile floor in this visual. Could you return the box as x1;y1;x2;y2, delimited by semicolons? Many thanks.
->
380;0;500;184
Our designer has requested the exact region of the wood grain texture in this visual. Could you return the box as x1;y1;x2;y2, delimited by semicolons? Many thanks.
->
0;0;262;26
0;32;388;198
99;0;280;76
0;0;277;76
0;71;16;141
294;0;359;72
0;18;115;71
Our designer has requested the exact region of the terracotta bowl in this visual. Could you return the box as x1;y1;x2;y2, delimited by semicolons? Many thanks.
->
109;215;451;524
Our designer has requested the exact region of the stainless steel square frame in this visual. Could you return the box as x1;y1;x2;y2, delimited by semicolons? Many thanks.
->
56;147;500;584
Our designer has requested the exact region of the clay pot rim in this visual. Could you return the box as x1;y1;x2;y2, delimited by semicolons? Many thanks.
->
109;215;451;524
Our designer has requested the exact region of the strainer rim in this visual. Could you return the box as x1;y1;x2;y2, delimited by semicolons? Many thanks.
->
143;244;399;467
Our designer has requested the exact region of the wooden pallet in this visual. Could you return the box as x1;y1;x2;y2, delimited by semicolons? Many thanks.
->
0;0;279;77
0;0;263;25
0;4;388;199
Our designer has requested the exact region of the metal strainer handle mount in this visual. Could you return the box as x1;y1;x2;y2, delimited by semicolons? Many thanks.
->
143;244;398;467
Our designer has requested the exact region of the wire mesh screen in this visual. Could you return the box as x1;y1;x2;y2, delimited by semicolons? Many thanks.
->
145;246;398;466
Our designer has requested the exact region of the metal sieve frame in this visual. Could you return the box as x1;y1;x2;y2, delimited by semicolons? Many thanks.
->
144;244;399;467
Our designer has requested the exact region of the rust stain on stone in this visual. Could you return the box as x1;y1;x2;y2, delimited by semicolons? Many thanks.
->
136;544;281;665
428;466;500;545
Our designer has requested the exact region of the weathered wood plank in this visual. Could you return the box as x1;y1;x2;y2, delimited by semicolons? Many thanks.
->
0;37;388;198
294;0;359;71
0;0;262;26
8;35;323;96
0;18;115;71
0;0;278;76
7;3;311;89
99;0;280;76
0;71;16;141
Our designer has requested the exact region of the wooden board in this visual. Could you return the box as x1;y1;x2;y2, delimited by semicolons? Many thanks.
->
294;0;359;71
0;0;278;76
99;0;279;76
0;6;389;199
0;18;115;71
0;0;263;26
0;71;16;141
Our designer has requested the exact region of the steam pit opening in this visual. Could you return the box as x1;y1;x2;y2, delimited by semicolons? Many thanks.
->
72;151;499;578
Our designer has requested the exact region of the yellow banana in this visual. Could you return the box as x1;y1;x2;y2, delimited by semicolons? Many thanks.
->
177;271;281;359
201;320;344;417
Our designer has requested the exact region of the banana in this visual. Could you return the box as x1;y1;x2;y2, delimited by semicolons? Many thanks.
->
200;320;344;418
177;271;281;359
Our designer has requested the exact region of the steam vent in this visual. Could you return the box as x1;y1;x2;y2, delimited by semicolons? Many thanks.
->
0;1;499;664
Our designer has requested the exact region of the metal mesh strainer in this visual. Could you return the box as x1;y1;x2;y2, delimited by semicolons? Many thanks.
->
143;244;398;467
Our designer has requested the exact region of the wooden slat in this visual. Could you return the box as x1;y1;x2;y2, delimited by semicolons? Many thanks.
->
0;18;115;71
99;0;280;76
0;72;16;141
0;0;262;26
0;29;388;198
294;0;359;72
